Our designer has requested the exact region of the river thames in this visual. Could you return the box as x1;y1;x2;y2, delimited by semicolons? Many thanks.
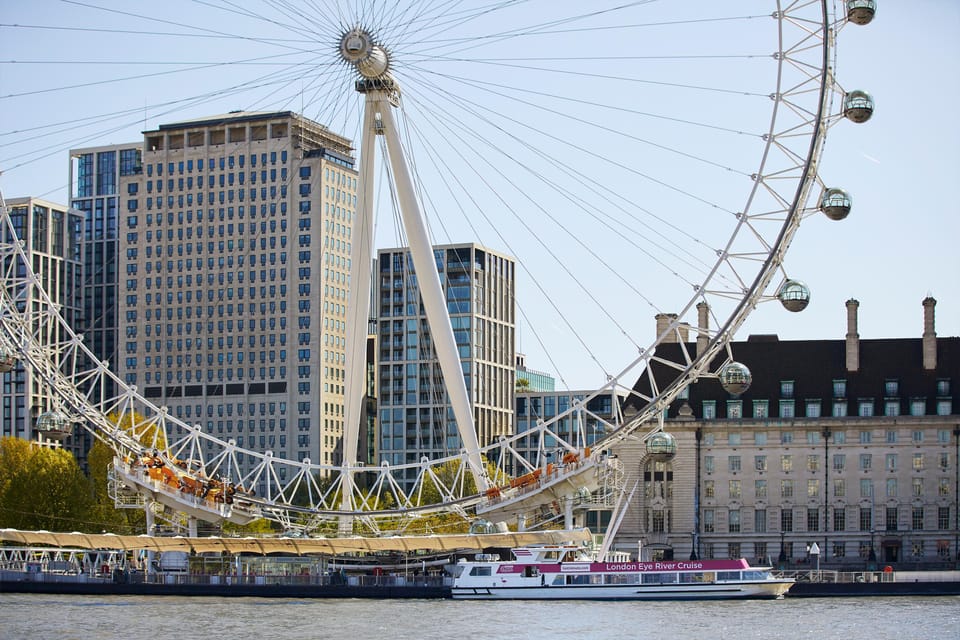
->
0;594;957;639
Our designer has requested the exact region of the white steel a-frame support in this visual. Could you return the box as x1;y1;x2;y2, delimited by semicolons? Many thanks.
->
341;85;490;517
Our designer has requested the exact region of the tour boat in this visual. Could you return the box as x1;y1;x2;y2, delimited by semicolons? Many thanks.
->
450;544;793;600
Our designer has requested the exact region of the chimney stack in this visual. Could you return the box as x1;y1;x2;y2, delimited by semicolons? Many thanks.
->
845;299;860;373
696;302;710;356
655;313;680;343
922;296;937;370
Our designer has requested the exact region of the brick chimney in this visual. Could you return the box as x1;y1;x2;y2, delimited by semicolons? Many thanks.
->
922;296;937;370
655;313;679;343
696;302;710;356
845;299;859;373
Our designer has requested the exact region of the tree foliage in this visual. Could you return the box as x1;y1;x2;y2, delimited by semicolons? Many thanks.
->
0;437;96;531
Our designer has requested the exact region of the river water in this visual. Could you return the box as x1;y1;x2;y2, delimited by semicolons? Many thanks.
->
0;594;957;639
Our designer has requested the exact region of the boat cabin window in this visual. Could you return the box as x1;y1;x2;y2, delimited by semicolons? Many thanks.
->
523;566;540;578
469;566;492;577
717;571;742;582
680;572;714;583
604;574;640;585
742;570;770;580
642;572;678;584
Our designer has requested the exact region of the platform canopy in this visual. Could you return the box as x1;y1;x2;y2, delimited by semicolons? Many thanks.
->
0;528;591;555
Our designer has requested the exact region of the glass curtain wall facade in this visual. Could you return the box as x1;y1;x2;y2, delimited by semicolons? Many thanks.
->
376;243;515;486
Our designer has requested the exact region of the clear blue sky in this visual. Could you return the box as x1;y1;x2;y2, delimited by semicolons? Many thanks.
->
0;1;957;389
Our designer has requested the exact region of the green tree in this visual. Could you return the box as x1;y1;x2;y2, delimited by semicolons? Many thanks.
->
86;439;145;534
0;437;96;531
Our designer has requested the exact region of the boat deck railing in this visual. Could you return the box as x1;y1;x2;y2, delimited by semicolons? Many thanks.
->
776;569;960;584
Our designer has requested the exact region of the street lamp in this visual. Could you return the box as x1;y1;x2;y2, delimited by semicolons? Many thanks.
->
778;530;787;570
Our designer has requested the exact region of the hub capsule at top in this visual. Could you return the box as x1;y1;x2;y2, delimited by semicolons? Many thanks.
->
339;27;390;80
846;0;877;25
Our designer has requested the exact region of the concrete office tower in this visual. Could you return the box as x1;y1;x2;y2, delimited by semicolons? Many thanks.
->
0;198;83;450
376;243;515;486
115;111;356;480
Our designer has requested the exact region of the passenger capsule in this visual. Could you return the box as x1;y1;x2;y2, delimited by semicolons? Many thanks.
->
469;519;495;535
819;188;852;221
36;410;72;440
843;90;874;123
846;0;877;25
778;280;811;312
719;362;752;397
0;345;15;373
646;431;677;462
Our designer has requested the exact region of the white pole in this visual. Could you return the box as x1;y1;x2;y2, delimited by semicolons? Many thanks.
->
375;94;489;490
341;94;380;521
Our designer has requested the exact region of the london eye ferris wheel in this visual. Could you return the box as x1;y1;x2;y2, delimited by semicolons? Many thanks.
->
0;1;877;536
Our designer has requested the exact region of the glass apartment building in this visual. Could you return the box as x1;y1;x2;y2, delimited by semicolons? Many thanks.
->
0;198;83;453
376;243;515;485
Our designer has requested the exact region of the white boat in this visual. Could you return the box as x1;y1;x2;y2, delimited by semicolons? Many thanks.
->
450;544;794;600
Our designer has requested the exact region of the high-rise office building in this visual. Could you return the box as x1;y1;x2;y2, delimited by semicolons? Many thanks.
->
0;197;83;455
107;111;356;478
375;243;516;485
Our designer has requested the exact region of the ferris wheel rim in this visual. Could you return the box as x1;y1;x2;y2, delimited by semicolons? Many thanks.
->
0;1;842;530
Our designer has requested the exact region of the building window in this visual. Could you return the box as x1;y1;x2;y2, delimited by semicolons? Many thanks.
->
728;456;741;472
885;429;897;444
807;455;820;472
859;430;872;444
859;454;872;471
805;400;821;418
755;455;767;472
753;400;768;418
807;508;819;532
859;507;872;531
858;399;874;417
754;432;767;446
704;456;714;473
704;480;715;498
885;478;897;498
781;431;793;444
912;453;924;471
727;543;740;559
779;400;795;419
936;379;951;396
728;510;741;533
729;480;741;499
755;480;767;498
806;431;820;445
780;509;793;532
703;509;715;533
727;401;742;419
807;479;819;499
937;540;951;558
912;429;925;443
702;400;716;420
833;509;845;532
833;542;846;558
939;507;951;530
936;400;953;415
884;401;900;416
884;379;899;396
886;454;897;472
832;401;847;417
781;480;793;498
833;453;845;471
912;478;923;497
938;478;950;497
885;507;898;531
781;454;792;472
755;509;767;533
860;479;873;498
833;478;845;497
728;432;741;446
832;379;846;397
939;453;950;472
910;399;926;416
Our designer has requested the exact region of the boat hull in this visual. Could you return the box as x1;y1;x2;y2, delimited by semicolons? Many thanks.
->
452;580;792;600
